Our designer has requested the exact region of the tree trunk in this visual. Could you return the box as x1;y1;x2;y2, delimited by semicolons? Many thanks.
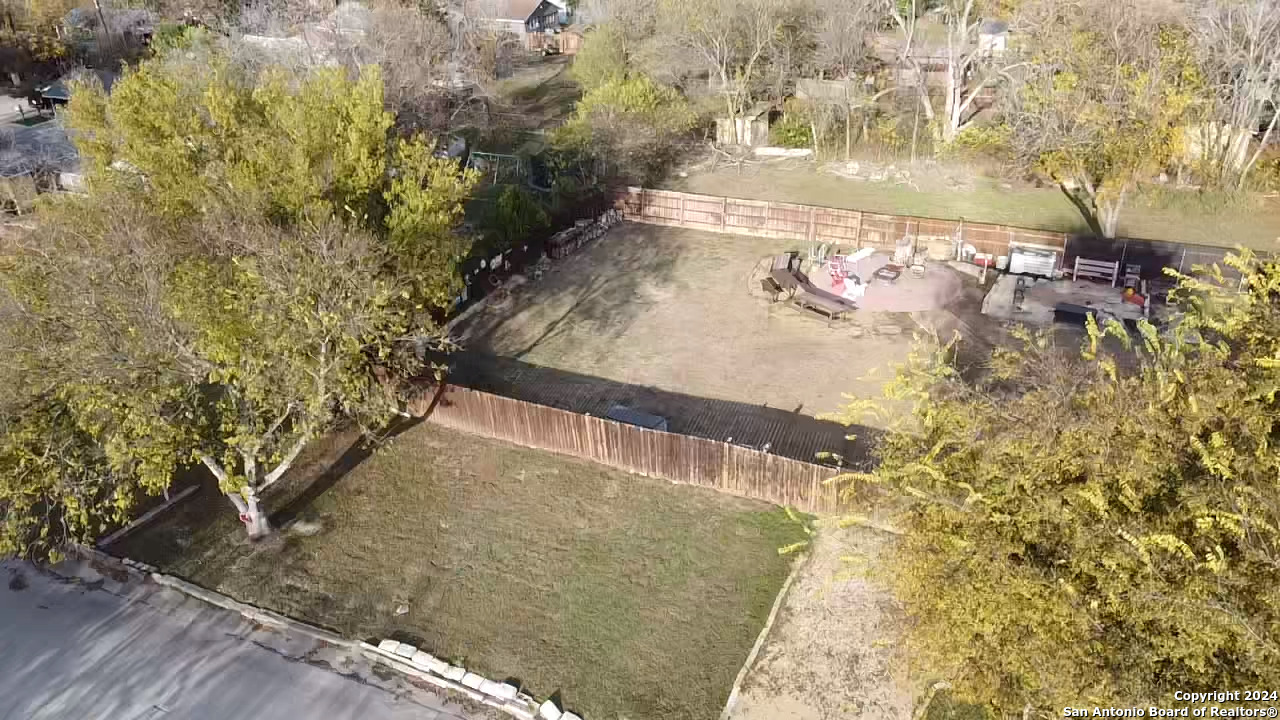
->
1100;204;1121;239
910;101;921;163
201;447;280;540
1098;193;1125;239
845;107;852;161
243;487;270;538
726;95;739;145
1205;122;1229;187
1238;109;1280;190
225;489;272;539
719;67;740;146
942;65;961;145
1056;182;1105;237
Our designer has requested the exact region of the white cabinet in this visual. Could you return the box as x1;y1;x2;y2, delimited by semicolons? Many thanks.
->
1008;246;1058;278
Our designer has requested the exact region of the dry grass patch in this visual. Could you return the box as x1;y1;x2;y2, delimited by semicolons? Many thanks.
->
119;423;805;720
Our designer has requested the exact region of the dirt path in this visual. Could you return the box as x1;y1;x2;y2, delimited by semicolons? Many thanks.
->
730;521;913;720
491;56;580;131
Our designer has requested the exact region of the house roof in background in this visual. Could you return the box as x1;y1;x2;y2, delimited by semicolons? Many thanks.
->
980;19;1010;34
490;0;543;21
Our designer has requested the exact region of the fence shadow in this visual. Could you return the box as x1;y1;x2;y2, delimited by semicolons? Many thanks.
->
452;222;688;360
448;353;878;472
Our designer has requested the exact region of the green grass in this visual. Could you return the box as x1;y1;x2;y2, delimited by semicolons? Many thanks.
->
926;692;996;720
485;56;581;140
666;164;1280;250
118;423;805;720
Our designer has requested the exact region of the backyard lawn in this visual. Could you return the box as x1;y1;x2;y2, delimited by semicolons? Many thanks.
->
666;162;1280;249
117;422;805;720
454;223;921;425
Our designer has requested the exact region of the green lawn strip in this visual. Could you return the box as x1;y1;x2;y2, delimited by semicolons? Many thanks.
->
119;423;804;720
666;166;1280;249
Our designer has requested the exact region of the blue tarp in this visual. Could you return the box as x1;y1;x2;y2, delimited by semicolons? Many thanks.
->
605;405;669;432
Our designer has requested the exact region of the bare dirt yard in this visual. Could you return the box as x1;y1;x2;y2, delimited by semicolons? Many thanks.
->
730;521;913;720
665;161;1280;249
453;223;929;426
116;422;805;720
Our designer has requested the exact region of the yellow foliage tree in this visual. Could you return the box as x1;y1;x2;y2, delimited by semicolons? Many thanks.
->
836;253;1280;716
1;53;477;549
1007;1;1204;237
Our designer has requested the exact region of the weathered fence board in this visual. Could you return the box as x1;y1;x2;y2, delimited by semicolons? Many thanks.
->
413;385;841;514
613;186;1236;280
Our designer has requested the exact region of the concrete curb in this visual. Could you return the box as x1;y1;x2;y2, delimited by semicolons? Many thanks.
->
72;544;576;716
718;552;809;720
149;573;353;649
69;543;156;576
69;544;353;649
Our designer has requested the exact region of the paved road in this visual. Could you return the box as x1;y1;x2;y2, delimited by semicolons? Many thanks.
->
0;559;488;720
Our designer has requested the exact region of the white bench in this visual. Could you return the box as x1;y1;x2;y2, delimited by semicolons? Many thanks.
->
1073;257;1120;287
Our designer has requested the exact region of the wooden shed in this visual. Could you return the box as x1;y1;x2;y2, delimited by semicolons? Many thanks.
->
715;103;772;147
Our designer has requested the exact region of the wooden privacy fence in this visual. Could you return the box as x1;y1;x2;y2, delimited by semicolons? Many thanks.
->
614;186;1067;261
613;187;1239;280
412;384;842;514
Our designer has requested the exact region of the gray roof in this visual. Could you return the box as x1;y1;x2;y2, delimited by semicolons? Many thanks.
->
0;119;79;179
37;69;118;101
980;19;1010;35
486;0;543;21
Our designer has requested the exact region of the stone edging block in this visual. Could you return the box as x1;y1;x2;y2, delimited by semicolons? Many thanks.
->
72;545;584;720
362;639;575;719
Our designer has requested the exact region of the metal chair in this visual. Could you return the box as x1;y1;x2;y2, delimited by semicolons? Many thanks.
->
760;277;785;303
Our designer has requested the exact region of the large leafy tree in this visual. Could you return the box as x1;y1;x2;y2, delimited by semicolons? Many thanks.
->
0;289;124;559
1006;0;1203;237
884;0;1027;146
655;0;792;144
0;0;75;71
837;254;1280;716
1189;0;1280;191
0;53;476;547
552;74;696;184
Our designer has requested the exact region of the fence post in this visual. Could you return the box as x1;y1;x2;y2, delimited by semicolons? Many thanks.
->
720;441;732;491
720;196;728;233
679;194;687;226
808;206;817;244
957;217;965;261
854;211;864;249
1178;248;1186;274
765;201;772;235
